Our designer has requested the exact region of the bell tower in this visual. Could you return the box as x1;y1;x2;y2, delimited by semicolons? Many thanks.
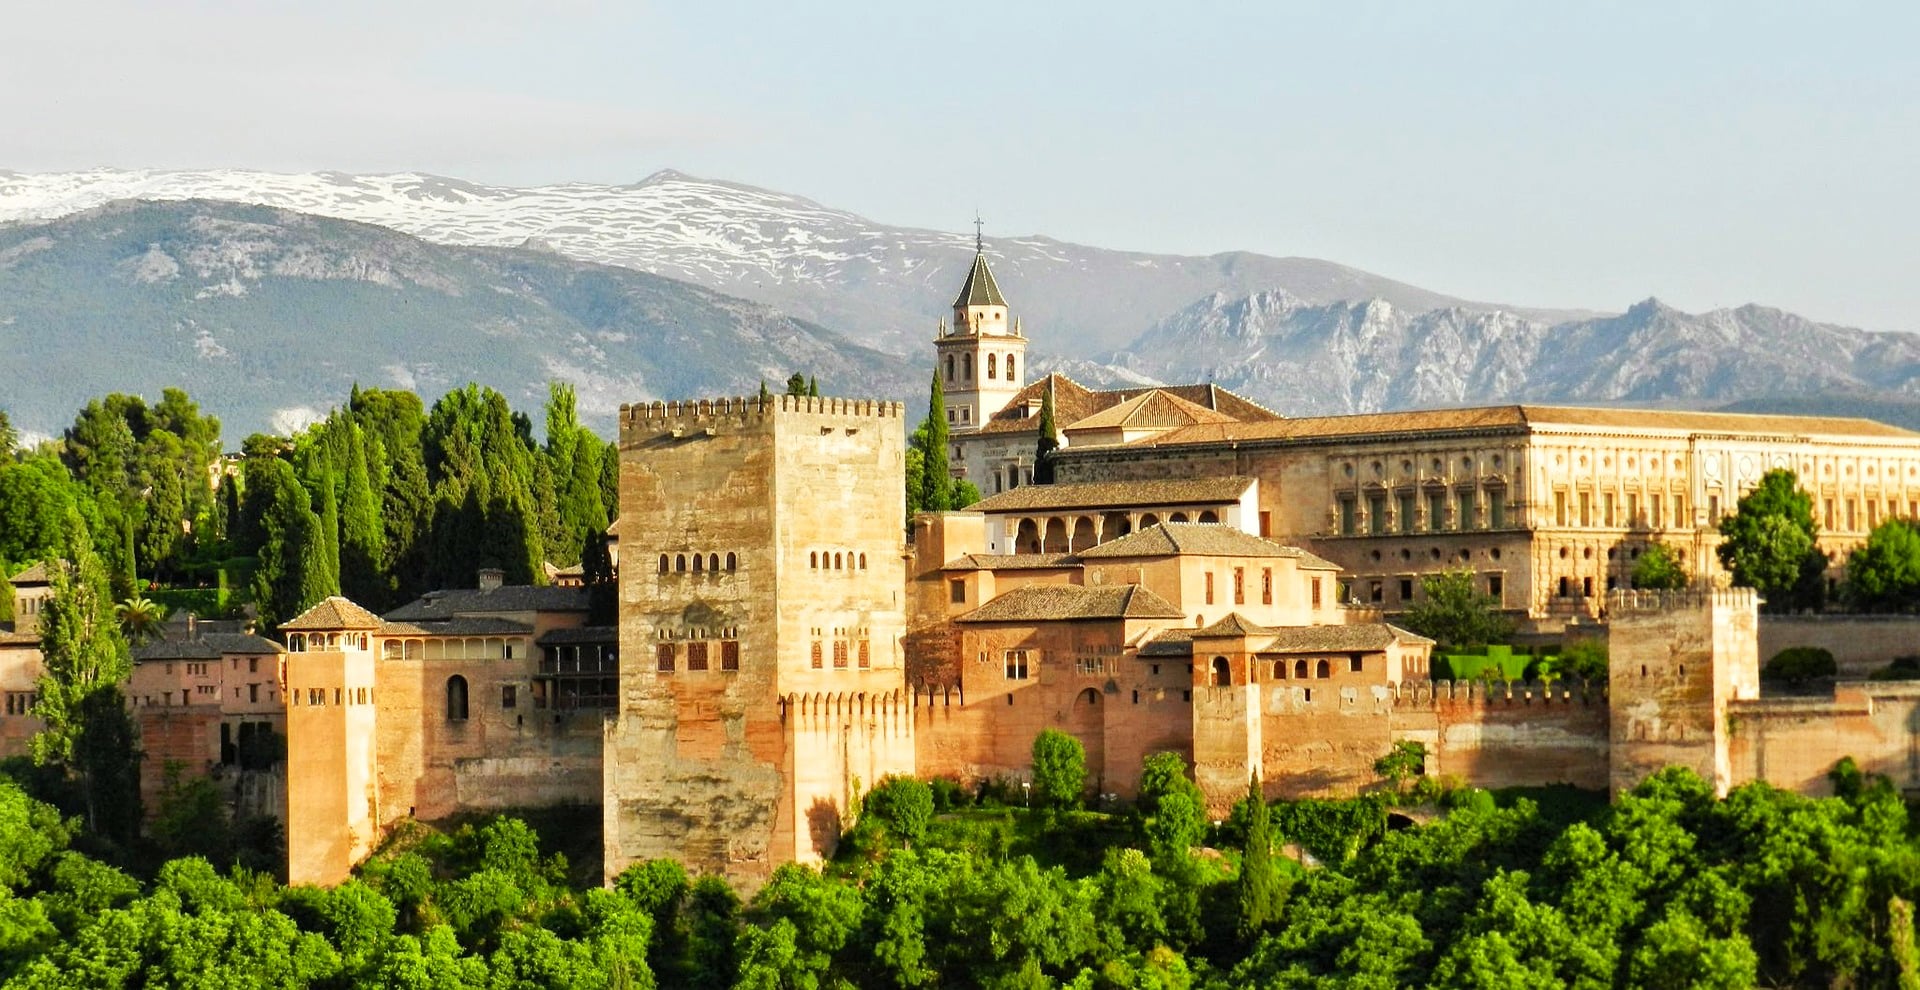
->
933;221;1027;432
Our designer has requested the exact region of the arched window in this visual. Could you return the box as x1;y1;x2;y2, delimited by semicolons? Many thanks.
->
1006;355;1016;379
963;354;973;380
676;555;686;572
1316;659;1331;679
726;552;737;571
945;355;954;381
1211;657;1231;687
810;551;818;569
658;554;669;574
834;552;843;570
1274;660;1287;679
708;554;720;573
693;554;703;572
987;354;998;378
1169;512;1189;523
446;676;469;722
858;553;867;569
1079;687;1100;705
1198;510;1219;524
1295;659;1308;679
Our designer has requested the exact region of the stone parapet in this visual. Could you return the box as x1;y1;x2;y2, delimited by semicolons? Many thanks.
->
1607;587;1760;614
1386;678;1608;709
619;395;903;442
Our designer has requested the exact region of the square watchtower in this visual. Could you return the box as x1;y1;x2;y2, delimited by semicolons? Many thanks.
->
603;394;914;889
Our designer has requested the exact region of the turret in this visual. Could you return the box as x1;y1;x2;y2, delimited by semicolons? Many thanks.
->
933;224;1028;432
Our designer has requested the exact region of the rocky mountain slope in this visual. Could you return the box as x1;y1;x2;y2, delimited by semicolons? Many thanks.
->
0;200;918;437
0;168;1591;358
1107;292;1920;416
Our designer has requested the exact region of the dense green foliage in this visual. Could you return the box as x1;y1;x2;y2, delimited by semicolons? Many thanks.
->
1764;646;1839;686
1718;468;1829;613
1556;638;1611;683
3;382;622;629
1031;729;1087;810
16;755;1920;988
1401;568;1515;649
1846;518;1920;611
1630;542;1690;590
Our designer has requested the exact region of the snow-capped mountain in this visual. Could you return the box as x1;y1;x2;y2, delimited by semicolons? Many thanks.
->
0;168;1589;359
1111;292;1920;416
0;200;918;437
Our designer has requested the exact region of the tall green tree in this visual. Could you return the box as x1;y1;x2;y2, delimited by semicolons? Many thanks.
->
249;459;325;629
314;465;342;600
1236;775;1282;940
1402;568;1515;648
0;408;16;460
31;509;138;835
1631;542;1690;590
918;373;952;513
338;424;385;604
1033;380;1059;485
785;374;808;397
1718;469;1827;612
1845;518;1920;612
1030;729;1086;810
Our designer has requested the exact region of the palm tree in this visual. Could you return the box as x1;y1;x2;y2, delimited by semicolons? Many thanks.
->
115;596;169;645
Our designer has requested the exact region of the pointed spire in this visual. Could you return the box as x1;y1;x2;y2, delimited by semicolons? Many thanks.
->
952;247;1007;309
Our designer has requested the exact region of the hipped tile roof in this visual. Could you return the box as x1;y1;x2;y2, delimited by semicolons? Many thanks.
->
956;584;1185;623
280;596;383;631
969;478;1254;514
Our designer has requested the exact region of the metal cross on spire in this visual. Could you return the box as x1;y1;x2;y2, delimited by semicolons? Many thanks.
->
974;213;984;254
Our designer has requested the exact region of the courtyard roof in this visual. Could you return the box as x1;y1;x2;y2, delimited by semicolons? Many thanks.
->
955;584;1185;623
1077;523;1314;561
281;596;383;631
968;477;1254;514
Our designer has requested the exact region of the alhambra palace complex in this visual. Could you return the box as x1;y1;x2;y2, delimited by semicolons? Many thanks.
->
12;246;1920;888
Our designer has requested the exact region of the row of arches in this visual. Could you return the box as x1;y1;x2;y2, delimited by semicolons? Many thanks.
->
659;552;738;574
809;550;869;571
1010;509;1220;554
1206;655;1345;686
942;351;1018;384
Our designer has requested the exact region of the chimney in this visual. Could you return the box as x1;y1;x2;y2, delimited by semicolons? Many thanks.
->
187;613;197;638
477;568;505;592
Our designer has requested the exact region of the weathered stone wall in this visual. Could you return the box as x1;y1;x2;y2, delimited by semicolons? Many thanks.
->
1759;615;1920;677
136;708;220;810
1607;589;1760;795
1726;684;1920;794
606;395;909;889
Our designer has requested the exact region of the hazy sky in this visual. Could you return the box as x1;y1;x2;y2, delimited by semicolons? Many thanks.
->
5;2;1916;331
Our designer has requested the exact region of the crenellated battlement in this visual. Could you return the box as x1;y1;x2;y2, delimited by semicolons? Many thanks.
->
619;394;904;441
1608;588;1759;614
779;689;914;726
1387;678;1608;710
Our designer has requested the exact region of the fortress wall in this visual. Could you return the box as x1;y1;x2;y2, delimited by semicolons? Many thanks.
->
1394;681;1611;790
136;708;220;810
786;690;915;862
372;658;603;825
1759;615;1920;677
1728;683;1920;795
1254;683;1395;802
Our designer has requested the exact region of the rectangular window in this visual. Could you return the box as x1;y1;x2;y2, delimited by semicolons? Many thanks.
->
1262;568;1273;605
1350;655;1364;673
1709;494;1721;523
811;641;823;669
949;579;966;604
687;642;709;671
1399;578;1414;602
248;657;258;673
1368;494;1387;535
1369;580;1383;604
1311;577;1322;608
1233;568;1245;605
1259;511;1272;537
1204;572;1215;605
833;641;849;669
1398;493;1417;534
1487;491;1506;529
1847;498;1858;532
1555;491;1568;526
1674;495;1686;527
1003;650;1030;680
1430;491;1449;532
656;643;675;673
1870;501;1881;528
1578;492;1592;527
1488;574;1504;600
858;640;871;669
1338;497;1356;535
1457;490;1476;530
721;641;740;671
248;683;259;703
502;685;517;709
1824;498;1835;530
1604;492;1616;527
1628;493;1641;526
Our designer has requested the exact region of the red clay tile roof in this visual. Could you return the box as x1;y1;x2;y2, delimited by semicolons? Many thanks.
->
8;562;50;586
280;596;383;631
971;374;1279;437
1063;390;1238;434
1258;624;1433;654
942;553;1080;571
956;584;1185;623
969;478;1254;514
1077;523;1301;560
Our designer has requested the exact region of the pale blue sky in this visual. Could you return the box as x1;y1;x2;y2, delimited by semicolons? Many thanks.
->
5;1;1915;330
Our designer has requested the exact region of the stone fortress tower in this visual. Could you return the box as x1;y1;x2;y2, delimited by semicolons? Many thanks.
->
932;225;1027;432
1607;588;1761;795
602;394;915;889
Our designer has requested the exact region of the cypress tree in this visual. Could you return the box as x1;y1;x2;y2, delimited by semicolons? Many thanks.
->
922;371;952;512
600;440;620;525
758;380;771;402
315;466;341;599
339;425;384;603
1034;379;1059;485
808;375;820;398
32;508;136;834
1237;773;1282;939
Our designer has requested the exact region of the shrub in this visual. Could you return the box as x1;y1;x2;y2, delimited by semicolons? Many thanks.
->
1872;656;1920;681
1763;646;1837;685
1030;730;1087;810
1556;639;1610;682
927;776;970;812
865;777;934;846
